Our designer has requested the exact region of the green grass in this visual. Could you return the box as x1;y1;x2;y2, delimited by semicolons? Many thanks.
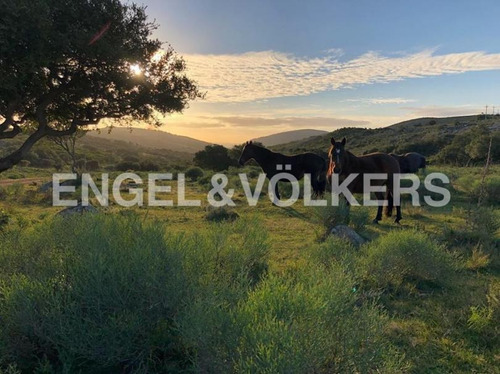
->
0;165;498;373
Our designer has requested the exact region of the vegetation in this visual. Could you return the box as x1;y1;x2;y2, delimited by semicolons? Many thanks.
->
0;162;498;373
274;115;499;166
0;0;201;172
194;145;237;171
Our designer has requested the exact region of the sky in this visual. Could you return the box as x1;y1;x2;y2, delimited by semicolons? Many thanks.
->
138;0;500;145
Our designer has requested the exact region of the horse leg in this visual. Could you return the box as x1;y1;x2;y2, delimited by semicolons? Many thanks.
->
395;201;402;224
274;181;281;202
373;191;384;224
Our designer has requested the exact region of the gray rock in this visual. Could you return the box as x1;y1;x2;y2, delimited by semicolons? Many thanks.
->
330;225;366;247
39;181;53;193
57;202;98;217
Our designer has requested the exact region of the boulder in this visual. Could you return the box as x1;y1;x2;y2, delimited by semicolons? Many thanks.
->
330;225;366;247
57;202;98;217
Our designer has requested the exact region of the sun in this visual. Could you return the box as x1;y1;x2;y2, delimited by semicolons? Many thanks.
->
130;64;142;75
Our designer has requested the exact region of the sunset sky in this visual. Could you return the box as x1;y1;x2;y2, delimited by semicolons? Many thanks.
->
141;0;500;145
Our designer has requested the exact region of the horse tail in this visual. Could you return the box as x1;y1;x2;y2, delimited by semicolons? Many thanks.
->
315;159;328;195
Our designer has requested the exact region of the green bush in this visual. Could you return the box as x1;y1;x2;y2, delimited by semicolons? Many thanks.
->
185;166;204;181
205;206;239;222
179;262;406;373
0;209;9;230
313;197;350;234
359;230;455;293
0;214;269;373
349;207;370;231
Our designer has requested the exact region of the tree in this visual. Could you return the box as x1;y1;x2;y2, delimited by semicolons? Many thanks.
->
194;145;236;171
0;0;202;173
49;128;87;176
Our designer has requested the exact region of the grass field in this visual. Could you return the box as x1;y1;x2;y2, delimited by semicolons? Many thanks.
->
0;164;498;373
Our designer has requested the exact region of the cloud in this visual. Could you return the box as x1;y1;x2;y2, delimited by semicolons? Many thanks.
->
184;49;500;102
210;116;369;128
400;105;479;118
167;114;369;130
345;97;416;105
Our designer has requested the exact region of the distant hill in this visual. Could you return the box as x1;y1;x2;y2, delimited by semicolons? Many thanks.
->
253;129;328;146
273;115;500;161
88;127;211;154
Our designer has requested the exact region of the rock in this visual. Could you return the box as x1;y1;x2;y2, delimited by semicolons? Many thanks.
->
57;202;98;217
330;225;366;247
39;181;53;193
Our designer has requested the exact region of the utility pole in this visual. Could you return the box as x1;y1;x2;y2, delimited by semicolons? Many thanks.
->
485;105;488;116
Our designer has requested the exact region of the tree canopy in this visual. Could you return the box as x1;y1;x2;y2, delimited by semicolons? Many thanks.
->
0;0;202;172
194;145;236;171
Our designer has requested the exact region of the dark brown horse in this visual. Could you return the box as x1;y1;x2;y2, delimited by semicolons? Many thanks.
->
389;152;426;173
327;137;402;223
238;141;327;200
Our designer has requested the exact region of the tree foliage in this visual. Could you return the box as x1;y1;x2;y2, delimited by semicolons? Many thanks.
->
194;144;236;171
0;0;202;172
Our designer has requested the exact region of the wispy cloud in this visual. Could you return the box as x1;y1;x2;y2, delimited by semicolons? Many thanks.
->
209;116;369;128
345;97;416;105
184;49;500;102
400;105;479;118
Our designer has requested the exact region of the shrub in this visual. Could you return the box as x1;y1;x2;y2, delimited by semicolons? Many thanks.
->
0;214;269;372
313;197;350;234
205;206;239;222
179;262;406;373
0;209;9;230
349;207;370;231
185;166;204;181
359;230;455;293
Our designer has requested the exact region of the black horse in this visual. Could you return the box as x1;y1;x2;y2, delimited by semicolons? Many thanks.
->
238;141;327;200
389;152;426;173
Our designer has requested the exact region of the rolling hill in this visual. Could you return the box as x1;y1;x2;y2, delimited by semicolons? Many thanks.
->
87;127;211;154
272;115;500;162
252;129;328;146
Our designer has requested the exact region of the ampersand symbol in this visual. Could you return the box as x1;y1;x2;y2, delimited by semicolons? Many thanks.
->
207;174;236;207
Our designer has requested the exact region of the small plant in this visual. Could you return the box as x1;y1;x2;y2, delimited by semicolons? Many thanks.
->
0;209;9;230
467;306;493;333
205;206;239;222
349;207;370;231
313;197;350;236
465;245;491;271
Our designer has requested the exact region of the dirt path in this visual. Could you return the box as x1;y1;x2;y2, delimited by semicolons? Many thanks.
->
0;177;47;187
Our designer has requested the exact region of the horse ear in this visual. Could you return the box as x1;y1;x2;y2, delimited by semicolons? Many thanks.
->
341;137;347;146
249;140;253;144
330;137;335;145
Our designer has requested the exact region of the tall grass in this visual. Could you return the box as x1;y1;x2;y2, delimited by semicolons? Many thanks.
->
0;213;406;373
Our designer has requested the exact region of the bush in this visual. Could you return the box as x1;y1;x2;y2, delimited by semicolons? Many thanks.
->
0;214;269;372
0;209;9;230
313;197;350;236
185;166;204;181
179;262;406;373
205;206;239;222
349;207;370;231
359;230;455;293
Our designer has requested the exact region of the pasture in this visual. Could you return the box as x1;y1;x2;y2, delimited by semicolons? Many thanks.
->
0;164;498;373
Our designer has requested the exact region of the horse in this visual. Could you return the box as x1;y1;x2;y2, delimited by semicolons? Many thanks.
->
327;137;402;224
238;141;327;200
389;152;426;173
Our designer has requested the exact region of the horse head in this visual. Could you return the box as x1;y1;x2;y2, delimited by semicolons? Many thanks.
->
328;137;347;175
238;140;254;166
